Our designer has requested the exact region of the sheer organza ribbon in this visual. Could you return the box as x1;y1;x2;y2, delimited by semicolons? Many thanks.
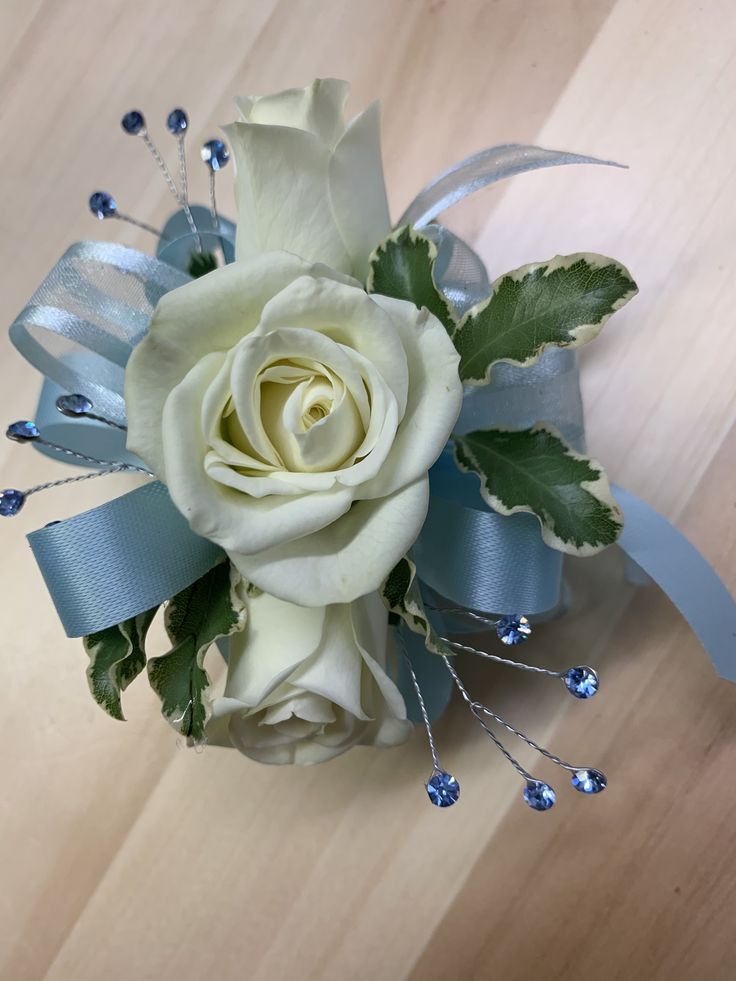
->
9;145;736;683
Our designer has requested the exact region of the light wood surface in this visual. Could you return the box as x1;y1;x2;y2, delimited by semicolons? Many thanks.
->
1;1;735;979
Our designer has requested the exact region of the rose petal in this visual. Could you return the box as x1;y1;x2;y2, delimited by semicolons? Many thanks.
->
228;476;430;605
236;78;350;148
126;253;353;477
328;101;392;282
225;121;352;272
359;297;463;500
163;355;355;553
255;276;409;416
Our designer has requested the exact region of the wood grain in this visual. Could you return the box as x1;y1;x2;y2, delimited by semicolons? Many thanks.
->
1;1;734;979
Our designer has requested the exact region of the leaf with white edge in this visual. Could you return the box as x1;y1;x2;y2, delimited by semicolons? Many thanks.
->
454;425;623;555
84;607;158;721
454;253;637;384
147;562;247;743
381;556;453;656
366;225;456;333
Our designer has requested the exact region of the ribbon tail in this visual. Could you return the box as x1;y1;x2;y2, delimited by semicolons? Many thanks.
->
397;143;625;229
614;485;736;681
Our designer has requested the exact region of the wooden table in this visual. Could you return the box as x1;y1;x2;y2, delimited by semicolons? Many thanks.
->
2;1;735;978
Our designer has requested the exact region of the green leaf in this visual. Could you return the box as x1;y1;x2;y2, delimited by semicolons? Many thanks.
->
381;556;453;655
454;425;623;555
84;607;158;721
147;562;247;743
366;225;456;333
453;253;638;384
187;250;218;278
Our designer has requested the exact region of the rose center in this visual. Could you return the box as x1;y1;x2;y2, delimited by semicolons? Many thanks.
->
255;359;365;473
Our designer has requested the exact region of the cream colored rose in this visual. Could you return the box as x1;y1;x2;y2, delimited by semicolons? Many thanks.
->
206;590;411;764
225;78;390;281
125;253;462;607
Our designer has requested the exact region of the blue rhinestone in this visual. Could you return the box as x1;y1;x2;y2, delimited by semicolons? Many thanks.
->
564;665;599;699
121;110;145;135
496;614;532;646
56;394;92;417
571;769;607;794
6;421;40;442
0;489;26;517
166;108;188;134
89;191;117;220
523;779;556;811
426;770;460;807
201;139;229;171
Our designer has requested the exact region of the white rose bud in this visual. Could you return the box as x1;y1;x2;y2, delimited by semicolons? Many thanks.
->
225;78;391;281
207;590;411;764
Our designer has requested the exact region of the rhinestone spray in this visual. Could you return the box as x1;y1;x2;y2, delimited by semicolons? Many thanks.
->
406;608;606;811
89;106;230;273
1;399;153;517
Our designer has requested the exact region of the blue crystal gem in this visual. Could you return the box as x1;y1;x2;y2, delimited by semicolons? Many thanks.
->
523;779;556;811
564;665;599;699
201;139;229;171
89;191;117;220
56;394;92;417
0;489;26;517
571;769;607;794
121;109;145;135
166;108;188;134
6;420;40;442
426;770;460;807
496;614;532;646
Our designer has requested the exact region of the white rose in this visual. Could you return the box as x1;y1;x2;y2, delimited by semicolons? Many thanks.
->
125;253;463;607
206;590;411;764
225;78;390;281
225;78;391;282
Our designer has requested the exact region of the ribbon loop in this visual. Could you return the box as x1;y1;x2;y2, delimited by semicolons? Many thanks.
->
29;482;224;637
10;241;190;426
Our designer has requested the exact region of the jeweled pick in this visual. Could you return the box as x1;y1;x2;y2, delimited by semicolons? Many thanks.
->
201;139;229;171
166;108;188;134
6;421;40;442
496;614;532;646
564;665;599;699
523;779;556;811
121;109;145;135
0;489;26;517
426;770;460;807
571;769;607;794
56;394;93;417
88;191;117;220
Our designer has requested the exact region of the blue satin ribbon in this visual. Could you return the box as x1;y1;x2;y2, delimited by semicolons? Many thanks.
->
412;449;564;615
613;486;736;681
28;481;224;636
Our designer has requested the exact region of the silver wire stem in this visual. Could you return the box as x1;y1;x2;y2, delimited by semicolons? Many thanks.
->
81;412;127;432
442;655;533;781
25;464;140;497
36;437;152;475
471;702;589;774
400;645;442;771
441;636;563;678
114;212;171;242
208;170;220;233
141;129;202;252
177;134;189;208
427;605;500;628
472;710;534;782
